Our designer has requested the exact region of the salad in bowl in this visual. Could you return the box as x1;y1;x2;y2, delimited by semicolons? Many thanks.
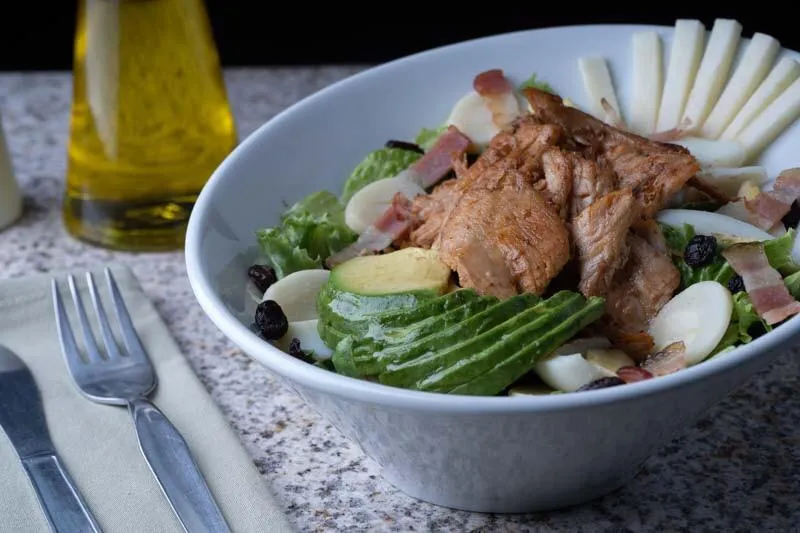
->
245;18;800;398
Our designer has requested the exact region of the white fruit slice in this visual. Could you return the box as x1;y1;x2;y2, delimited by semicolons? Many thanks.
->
344;172;426;234
681;19;742;132
735;77;800;163
276;319;332;360
535;353;615;393
630;31;663;135
698;166;768;196
716;199;751;223
447;91;501;148
721;57;800;140
657;209;773;241
656;19;706;132
578;57;622;125
648;281;734;366
701;33;780;139
262;269;331;322
585;349;635;373
672;136;746;168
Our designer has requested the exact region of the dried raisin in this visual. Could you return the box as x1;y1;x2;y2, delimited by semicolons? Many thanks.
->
384;140;424;154
248;264;277;293
288;338;314;364
254;300;288;340
577;376;625;392
727;274;745;294
684;235;717;267
782;201;800;229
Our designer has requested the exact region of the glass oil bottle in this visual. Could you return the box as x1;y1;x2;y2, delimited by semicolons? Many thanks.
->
64;0;237;251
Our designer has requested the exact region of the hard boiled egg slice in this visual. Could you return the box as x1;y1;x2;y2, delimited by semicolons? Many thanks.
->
275;319;333;360
262;269;331;322
648;281;734;366
657;209;773;241
446;91;501;148
344;172;426;234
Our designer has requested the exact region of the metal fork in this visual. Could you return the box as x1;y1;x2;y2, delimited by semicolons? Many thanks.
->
52;268;231;533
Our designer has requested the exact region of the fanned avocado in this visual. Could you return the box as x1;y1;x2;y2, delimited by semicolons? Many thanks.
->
442;296;606;395
379;291;577;388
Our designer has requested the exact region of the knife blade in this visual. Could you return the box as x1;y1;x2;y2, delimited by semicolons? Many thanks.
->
0;344;102;533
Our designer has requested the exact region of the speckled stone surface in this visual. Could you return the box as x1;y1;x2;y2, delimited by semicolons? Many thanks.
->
1;69;798;533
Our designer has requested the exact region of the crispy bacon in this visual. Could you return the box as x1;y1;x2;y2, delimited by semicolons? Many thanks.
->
743;168;800;230
325;193;415;267
407;126;471;188
473;69;520;131
641;341;686;377
616;366;654;383
722;243;800;325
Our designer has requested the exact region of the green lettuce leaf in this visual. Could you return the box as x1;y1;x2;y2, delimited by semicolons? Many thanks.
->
660;224;798;290
256;191;357;279
519;73;554;94
711;292;769;355
341;148;421;203
415;125;447;152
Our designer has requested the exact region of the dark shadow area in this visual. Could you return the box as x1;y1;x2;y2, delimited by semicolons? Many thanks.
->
3;4;797;71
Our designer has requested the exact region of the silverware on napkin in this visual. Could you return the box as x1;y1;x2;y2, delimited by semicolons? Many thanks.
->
0;344;102;533
52;269;231;533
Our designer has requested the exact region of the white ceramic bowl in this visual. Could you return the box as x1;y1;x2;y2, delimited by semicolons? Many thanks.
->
186;24;800;513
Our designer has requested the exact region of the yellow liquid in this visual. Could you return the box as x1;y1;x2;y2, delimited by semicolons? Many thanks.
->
64;0;237;251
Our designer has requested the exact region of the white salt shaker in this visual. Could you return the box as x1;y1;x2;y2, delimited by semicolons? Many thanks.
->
0;111;21;231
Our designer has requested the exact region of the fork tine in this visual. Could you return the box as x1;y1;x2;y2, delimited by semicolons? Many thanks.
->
67;275;105;363
52;280;87;369
105;268;149;362
86;272;124;359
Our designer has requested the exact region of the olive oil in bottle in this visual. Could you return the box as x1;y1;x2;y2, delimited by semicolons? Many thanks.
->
64;0;237;251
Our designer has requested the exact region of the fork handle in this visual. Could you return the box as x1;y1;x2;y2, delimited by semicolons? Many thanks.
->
129;398;231;533
23;454;102;533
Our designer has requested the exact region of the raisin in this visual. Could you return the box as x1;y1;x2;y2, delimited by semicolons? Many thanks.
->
254;300;288;340
288;338;314;364
684;235;717;267
577;376;625;392
384;140;424;154
248;264;277;293
727;274;745;294
748;321;768;340
782;201;800;229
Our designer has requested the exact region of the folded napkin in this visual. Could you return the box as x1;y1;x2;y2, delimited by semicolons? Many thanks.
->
0;265;294;533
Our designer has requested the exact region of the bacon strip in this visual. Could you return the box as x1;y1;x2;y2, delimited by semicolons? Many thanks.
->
325;193;415;268
743;168;800;230
641;341;686;377
407;126;471;188
722;243;800;325
473;69;521;131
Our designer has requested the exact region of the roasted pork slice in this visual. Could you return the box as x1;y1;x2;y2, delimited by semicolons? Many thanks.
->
571;189;639;297
604;233;680;333
522;87;700;218
408;178;465;249
434;175;570;297
539;148;617;219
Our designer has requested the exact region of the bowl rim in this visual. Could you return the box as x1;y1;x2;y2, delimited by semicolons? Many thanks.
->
186;23;800;413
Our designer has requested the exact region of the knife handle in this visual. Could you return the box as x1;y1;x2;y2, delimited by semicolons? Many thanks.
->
129;397;231;533
23;454;102;533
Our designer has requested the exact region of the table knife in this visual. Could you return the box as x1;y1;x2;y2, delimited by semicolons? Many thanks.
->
0;344;102;533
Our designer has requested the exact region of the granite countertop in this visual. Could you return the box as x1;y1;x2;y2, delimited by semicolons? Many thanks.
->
1;68;798;532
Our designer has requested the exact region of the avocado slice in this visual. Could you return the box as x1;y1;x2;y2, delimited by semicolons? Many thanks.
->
330;247;451;296
447;297;605;395
378;292;574;388
347;293;541;377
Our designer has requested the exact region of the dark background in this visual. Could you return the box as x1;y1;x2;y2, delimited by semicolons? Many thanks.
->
1;4;795;71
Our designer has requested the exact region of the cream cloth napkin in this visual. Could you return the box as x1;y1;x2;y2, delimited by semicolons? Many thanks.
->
0;265;294;533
